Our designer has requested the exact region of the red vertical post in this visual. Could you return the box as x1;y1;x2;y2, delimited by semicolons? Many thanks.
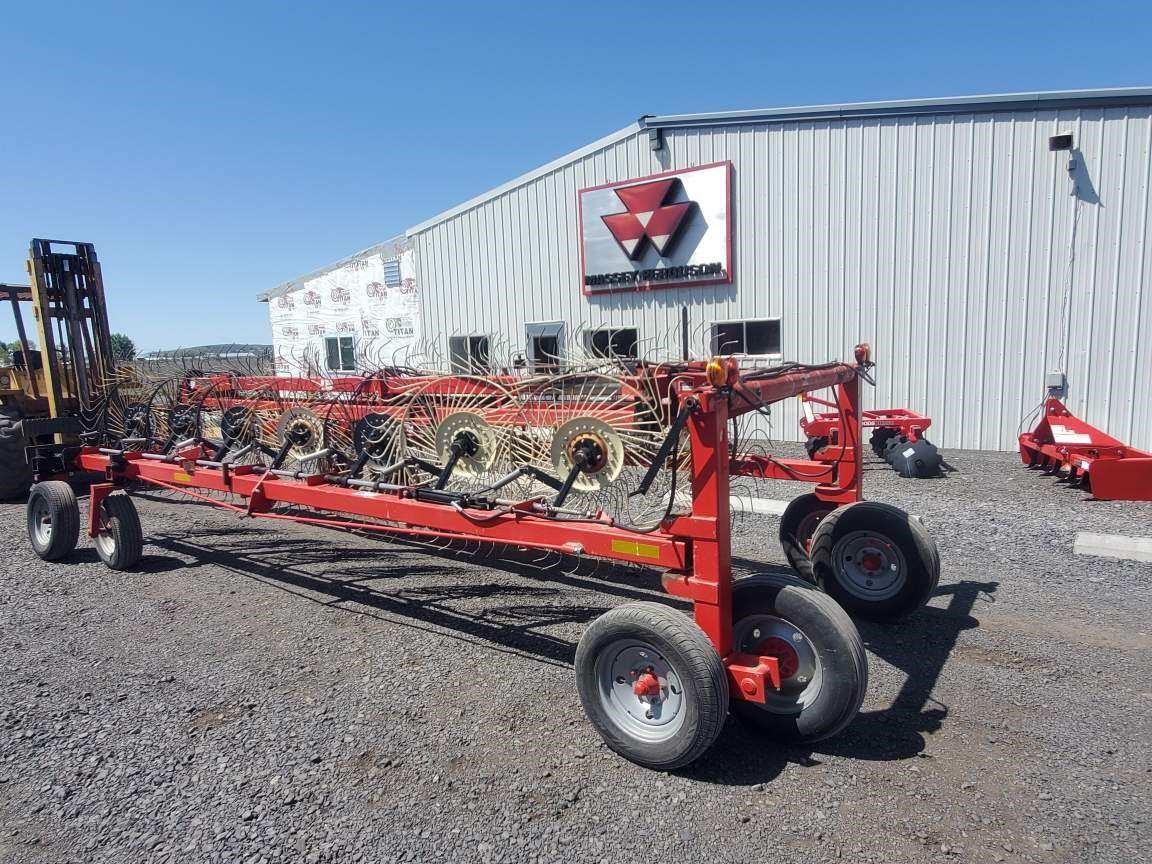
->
685;393;733;657
816;374;863;504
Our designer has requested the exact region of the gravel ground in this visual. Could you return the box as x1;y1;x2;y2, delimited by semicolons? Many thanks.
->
1;448;1150;864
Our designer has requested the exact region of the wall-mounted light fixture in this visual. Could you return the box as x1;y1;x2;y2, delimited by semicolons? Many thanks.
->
648;128;664;152
1048;133;1073;152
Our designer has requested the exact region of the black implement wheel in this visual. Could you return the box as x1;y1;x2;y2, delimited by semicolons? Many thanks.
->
26;481;80;561
575;602;728;770
0;405;33;501
809;501;940;621
94;494;144;571
730;573;867;742
778;492;834;584
869;426;899;458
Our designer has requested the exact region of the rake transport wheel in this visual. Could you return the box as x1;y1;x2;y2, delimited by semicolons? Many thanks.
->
730;573;867;741
778;493;834;584
26;481;80;561
575;602;728;770
809;501;940;621
0;405;33;501
94;494;144;571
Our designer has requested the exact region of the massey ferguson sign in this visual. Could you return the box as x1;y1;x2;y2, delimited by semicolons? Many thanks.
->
579;161;732;294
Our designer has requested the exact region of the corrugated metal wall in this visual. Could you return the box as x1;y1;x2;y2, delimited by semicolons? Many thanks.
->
410;105;1152;451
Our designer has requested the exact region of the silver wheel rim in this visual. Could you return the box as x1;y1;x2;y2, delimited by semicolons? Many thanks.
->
595;639;685;743
831;530;907;601
30;497;53;547
95;519;116;557
732;614;822;713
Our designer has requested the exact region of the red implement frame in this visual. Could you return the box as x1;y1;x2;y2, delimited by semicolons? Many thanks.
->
1018;397;1152;502
799;394;931;446
73;351;869;707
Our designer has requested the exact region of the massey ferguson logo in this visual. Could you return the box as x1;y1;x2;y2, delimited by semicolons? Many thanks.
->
579;162;732;294
601;178;693;260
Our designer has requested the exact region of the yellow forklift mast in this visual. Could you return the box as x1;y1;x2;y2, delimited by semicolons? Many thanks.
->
0;240;116;498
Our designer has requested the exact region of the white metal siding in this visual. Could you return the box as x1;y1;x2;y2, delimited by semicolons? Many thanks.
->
409;106;1152;451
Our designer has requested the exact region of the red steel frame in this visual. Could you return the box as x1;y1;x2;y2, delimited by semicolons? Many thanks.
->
75;355;868;707
799;393;931;446
1019;397;1152;502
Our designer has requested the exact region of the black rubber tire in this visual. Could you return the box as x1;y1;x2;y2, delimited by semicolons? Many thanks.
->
575;602;728;770
26;480;80;561
0;405;33;501
94;494;144;571
730;572;867;742
778;492;834;584
804;435;829;460
869;426;899;458
809;501;940;621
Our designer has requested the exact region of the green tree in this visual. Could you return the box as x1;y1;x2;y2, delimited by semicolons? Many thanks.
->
110;333;136;361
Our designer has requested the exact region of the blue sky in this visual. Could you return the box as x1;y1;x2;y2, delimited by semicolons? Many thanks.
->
1;1;1148;351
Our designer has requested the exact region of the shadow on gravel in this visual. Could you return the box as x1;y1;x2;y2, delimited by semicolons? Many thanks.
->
145;525;677;670
135;496;997;783
815;578;999;763
69;547;190;573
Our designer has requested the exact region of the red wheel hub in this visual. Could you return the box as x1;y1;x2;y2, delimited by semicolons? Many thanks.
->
757;636;800;680
632;669;662;699
861;551;883;572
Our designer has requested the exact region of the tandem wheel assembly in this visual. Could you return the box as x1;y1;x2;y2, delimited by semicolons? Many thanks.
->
26;481;144;571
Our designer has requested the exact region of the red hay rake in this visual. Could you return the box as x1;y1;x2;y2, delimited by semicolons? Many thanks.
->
1019;397;1152;501
22;344;942;769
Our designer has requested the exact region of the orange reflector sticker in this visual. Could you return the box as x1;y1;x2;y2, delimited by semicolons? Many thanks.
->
172;471;193;483
611;538;660;559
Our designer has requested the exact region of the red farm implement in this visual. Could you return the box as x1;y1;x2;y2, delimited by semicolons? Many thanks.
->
21;344;942;770
800;394;941;478
1019;397;1152;501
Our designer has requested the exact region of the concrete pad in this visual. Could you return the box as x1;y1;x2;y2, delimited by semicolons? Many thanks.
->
1073;531;1152;563
729;496;790;516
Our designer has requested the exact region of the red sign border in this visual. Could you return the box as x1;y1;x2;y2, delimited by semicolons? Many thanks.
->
578;160;733;297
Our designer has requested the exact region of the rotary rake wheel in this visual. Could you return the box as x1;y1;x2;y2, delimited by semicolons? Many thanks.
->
396;375;525;494
516;371;689;529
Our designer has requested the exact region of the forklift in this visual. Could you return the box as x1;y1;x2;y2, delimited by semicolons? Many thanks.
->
0;240;116;499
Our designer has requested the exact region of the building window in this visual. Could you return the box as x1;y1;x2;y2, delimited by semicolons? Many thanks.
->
526;322;565;372
325;335;356;372
449;335;491;374
711;319;782;357
586;327;639;360
382;258;402;287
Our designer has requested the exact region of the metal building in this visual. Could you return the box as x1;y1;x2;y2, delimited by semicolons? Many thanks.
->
261;88;1152;451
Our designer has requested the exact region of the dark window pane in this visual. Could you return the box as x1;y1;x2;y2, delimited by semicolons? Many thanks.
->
713;322;745;354
448;336;469;372
588;329;613;358
745;320;781;356
469;336;490;373
532;335;560;371
325;338;340;371
610;328;638;359
339;336;356;370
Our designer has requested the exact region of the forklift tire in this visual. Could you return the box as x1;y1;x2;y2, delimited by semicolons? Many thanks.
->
94;494;144;571
0;405;34;501
809;501;940;621
26;481;80;561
